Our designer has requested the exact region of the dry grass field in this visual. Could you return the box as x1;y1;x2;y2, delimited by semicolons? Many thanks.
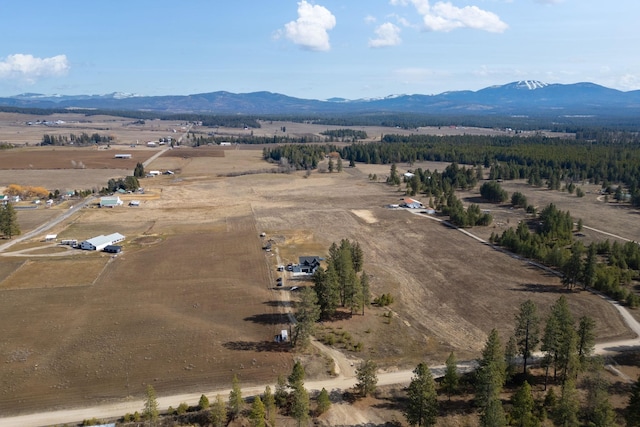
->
0;115;636;418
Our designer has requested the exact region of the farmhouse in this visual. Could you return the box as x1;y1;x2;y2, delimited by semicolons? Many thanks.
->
99;196;123;208
114;154;132;159
402;197;424;209
80;233;125;251
292;256;322;274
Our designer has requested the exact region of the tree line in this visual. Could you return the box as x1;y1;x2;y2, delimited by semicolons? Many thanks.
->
41;132;114;146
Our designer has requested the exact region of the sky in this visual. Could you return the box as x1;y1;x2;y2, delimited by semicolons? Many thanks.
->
0;0;639;100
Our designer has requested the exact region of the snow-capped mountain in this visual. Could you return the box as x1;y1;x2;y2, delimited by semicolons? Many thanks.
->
1;82;639;116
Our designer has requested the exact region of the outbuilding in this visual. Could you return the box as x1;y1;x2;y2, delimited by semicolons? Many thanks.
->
100;196;123;208
80;233;125;251
103;245;122;254
402;197;424;209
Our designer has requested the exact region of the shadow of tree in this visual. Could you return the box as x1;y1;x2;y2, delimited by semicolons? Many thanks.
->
244;313;290;325
263;300;294;308
223;340;291;352
511;283;574;293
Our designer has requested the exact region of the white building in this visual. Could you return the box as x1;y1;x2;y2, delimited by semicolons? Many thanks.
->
80;233;125;251
100;196;123;208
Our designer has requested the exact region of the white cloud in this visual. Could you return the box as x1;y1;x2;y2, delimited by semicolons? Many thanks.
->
0;54;69;82
535;0;562;4
392;0;508;33
364;15;377;24
281;1;336;52
369;23;402;47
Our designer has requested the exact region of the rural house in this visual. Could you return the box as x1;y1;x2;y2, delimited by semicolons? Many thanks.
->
402;197;423;209
80;233;125;251
100;196;123;208
292;256;322;274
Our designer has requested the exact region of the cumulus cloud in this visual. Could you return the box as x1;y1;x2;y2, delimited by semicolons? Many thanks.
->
281;1;336;51
369;22;402;47
0;54;70;82
391;0;508;33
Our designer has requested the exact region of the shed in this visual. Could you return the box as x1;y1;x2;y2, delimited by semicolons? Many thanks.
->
103;245;122;253
114;154;132;159
45;234;57;241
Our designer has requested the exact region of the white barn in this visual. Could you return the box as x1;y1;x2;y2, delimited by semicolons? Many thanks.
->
80;233;125;251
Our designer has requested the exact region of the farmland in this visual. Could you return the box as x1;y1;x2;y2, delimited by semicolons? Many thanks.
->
0;113;637;417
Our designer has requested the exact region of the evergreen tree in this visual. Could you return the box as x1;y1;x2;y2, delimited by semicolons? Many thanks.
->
481;397;507;427
582;243;597;290
210;394;228;427
228;374;244;419
511;381;538;427
316;387;331;415
274;374;289;408
134;162;145;178
355;359;378;397
476;329;506;410
514;299;541;374
262;385;276;425
337;157;343;172
293;287;320;348
576;315;596;370
313;264;340;319
198;394;210;410
554;379;580;427
142;385;159;424
249;396;266;427
291;386;310;427
583;371;615;427
626;375;640;427
505;335;518;381
360;270;371;315
288;360;306;391
404;363;438;427
441;351;459;400
0;203;20;239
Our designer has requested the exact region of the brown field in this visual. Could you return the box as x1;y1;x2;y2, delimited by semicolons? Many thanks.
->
0;116;636;418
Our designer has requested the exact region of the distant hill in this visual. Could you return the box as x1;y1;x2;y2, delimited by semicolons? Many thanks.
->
2;80;640;117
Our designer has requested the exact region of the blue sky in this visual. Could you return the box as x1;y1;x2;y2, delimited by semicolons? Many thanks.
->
0;0;638;100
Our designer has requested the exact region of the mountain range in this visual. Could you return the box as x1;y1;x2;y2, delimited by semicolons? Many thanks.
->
2;81;640;117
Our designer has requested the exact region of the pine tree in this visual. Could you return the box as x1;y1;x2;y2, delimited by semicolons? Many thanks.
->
289;360;305;391
626;375;640;427
293;287;320;348
505;335;518;381
249;395;266;427
0;203;20;239
514;299;541;374
228;374;244;419
360;270;371;315
198;394;210;410
441;352;459;400
263;385;276;425
316;387;331;415
404;363;438;427
274;374;289;408
554;379;580;427
210;394;228;427
481;397;506;427
291;386;310;427
583;371;615;427
476;329;506;410
576;315;595;369
355;359;378;397
511;381;538;427
142;385;159;424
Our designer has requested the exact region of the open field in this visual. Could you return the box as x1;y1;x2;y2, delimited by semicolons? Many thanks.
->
0;117;635;418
